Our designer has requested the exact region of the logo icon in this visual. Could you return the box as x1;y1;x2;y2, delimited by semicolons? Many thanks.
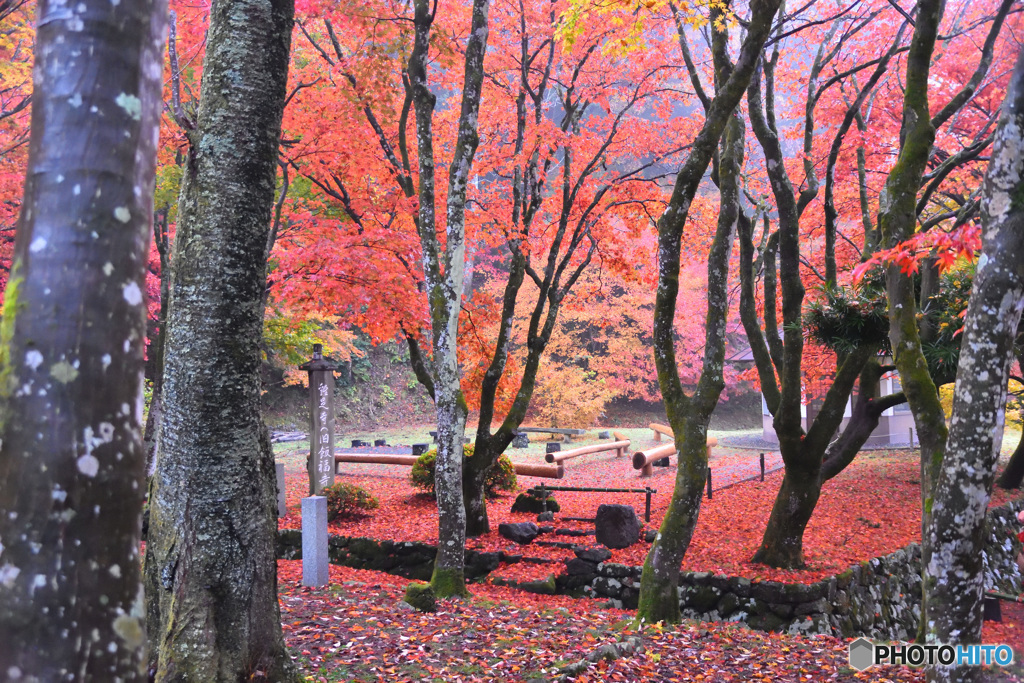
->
849;638;874;671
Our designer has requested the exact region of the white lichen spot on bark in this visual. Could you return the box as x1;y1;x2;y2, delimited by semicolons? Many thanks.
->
122;282;142;306
50;361;79;383
76;454;99;477
114;93;142;121
25;350;43;370
113;207;131;223
29;237;46;253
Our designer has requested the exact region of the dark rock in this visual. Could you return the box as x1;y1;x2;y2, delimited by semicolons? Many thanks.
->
404;583;436;613
575;547;612;563
374;439;386;447
538;525;554;534
598;431;611;439
644;529;657;543
653;457;670;467
594;504;641;549
518;574;557;595
537;511;554;522
556;528;590;537
499;522;540;545
512;433;530;448
685;585;721;612
747;611;785;632
412;443;429;456
717;592;741;617
546;442;561;453
566;558;598;576
511;492;559;514
598;562;637;578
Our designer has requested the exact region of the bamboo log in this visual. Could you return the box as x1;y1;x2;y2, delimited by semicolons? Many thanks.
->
545;440;630;463
513;462;564;479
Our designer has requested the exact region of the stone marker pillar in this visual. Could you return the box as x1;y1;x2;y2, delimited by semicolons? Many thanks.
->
302;495;329;587
275;462;287;517
299;344;340;495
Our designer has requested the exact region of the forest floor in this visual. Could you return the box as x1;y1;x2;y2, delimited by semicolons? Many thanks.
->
274;425;1024;681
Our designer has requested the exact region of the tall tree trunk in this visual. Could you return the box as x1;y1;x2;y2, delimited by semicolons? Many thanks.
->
996;346;1024;489
877;0;948;642
144;209;171;477
925;47;1024;683
0;0;165;676
142;0;297;678
636;0;782;623
407;0;490;597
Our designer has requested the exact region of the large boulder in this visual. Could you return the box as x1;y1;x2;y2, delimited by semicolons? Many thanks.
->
594;504;641;549
499;521;540;545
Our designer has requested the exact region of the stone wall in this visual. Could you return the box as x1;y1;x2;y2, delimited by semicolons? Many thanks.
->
276;529;501;582
276;500;1022;640
570;501;1022;639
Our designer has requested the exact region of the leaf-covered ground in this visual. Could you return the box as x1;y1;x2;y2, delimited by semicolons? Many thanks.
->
278;561;1024;682
279;443;1020;585
275;433;1024;681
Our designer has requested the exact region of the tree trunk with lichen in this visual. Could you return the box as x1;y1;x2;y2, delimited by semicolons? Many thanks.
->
637;0;783;621
924;48;1024;683
406;0;490;596
141;0;297;678
0;0;165;677
996;347;1024;489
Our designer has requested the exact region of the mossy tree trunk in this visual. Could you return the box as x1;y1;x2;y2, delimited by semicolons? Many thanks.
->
0;0;165;677
740;15;904;567
406;0;491;596
636;0;782;625
141;0;298;678
996;346;1024;489
924;47;1024;683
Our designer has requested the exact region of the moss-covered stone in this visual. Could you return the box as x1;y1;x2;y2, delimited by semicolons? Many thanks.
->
404;582;437;613
519;574;557;595
511;492;560;514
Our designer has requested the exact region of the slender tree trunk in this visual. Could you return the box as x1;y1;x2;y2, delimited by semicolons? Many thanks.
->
876;0;948;641
144;210;171;477
996;347;1024;489
0;0;165;677
925;48;1024;683
637;0;785;614
464;440;494;537
407;0;490;597
142;0;297;678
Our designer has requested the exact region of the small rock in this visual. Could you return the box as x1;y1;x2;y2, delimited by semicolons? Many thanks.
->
575;547;612;563
644;529;657;543
537;511;555;522
537;525;554;534
594;504;642;549
403;582;436;613
566;558;598;576
499;521;540;545
598;431;611;439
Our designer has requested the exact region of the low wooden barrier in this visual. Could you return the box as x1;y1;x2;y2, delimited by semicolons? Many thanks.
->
545;440;630;464
650;423;673;440
334;453;563;479
612;430;629;443
515;426;587;442
632;432;718;478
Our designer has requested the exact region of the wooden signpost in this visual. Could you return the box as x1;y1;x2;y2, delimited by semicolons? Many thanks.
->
299;344;339;495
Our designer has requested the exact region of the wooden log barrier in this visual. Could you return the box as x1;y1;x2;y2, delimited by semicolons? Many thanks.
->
513;462;564;479
545;440;631;464
335;453;563;479
650;423;673;441
612;430;630;445
632;436;719;478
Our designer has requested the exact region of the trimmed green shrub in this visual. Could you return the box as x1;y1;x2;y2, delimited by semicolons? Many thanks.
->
410;445;517;498
323;482;379;521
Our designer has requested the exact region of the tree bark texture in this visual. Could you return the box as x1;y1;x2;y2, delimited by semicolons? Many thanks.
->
407;0;490;596
924;47;1024;683
142;0;297;678
0;0;166;677
637;0;782;624
996;347;1024;489
876;0;948;640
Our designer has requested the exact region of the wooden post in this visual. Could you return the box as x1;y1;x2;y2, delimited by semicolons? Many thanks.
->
644;488;653;522
760;452;765;481
299;344;340;495
706;469;712;500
